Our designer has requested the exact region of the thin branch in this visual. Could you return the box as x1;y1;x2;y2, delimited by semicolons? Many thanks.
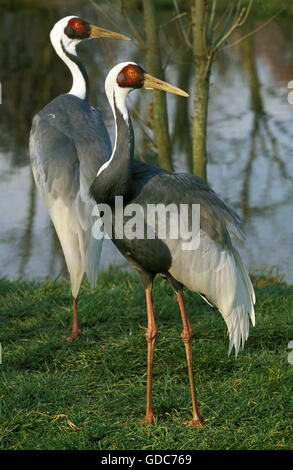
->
203;46;214;79
159;12;188;30
213;0;239;42
124;16;145;49
90;0;128;61
119;0;145;49
213;0;238;46
220;8;284;51
90;0;120;29
134;149;146;162
237;0;253;26
213;0;254;52
208;0;217;31
214;6;247;51
207;0;217;44
203;0;209;49
128;96;154;130
213;3;232;35
129;110;156;149
95;37;115;68
231;0;242;30
172;0;192;50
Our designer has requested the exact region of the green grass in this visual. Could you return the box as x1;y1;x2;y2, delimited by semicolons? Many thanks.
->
0;269;292;450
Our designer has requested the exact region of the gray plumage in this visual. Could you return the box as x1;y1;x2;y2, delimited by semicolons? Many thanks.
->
30;93;111;297
28;16;131;339
125;161;255;355
90;64;256;356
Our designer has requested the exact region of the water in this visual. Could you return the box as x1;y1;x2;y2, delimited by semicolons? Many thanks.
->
0;1;292;285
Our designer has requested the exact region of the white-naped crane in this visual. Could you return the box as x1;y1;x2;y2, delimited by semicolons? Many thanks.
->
29;17;130;340
90;62;256;426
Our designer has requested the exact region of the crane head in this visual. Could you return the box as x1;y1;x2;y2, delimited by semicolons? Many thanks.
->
114;62;189;97
50;16;130;48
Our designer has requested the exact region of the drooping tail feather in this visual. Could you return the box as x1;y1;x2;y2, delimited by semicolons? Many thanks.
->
168;232;256;357
223;247;255;357
84;232;103;290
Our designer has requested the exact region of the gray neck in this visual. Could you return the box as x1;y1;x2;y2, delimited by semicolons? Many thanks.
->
91;96;134;204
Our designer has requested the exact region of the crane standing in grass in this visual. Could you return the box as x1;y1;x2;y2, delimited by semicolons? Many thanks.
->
29;17;130;340
90;62;256;426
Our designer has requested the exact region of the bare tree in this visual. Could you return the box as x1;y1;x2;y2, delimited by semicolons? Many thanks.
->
92;0;281;183
142;0;173;171
121;0;254;179
189;0;253;180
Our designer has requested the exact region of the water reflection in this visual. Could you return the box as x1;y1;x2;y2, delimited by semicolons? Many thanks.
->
207;24;293;283
240;34;293;221
0;1;292;284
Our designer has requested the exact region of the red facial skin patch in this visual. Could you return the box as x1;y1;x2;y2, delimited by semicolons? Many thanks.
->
117;65;144;88
64;18;90;39
67;18;87;35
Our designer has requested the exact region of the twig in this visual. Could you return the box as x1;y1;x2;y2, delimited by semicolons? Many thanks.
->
172;0;192;50
128;96;152;129
203;46;214;79
213;0;238;40
214;6;247;51
213;0;238;46
90;0;120;29
207;0;217;44
119;0;145;49
237;0;253;26
129;111;156;148
51;414;80;430
203;0;209;49
95;38;115;68
231;0;242;31
220;8;284;51
159;12;188;31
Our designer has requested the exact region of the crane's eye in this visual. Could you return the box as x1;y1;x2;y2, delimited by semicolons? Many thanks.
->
64;18;90;39
117;65;144;88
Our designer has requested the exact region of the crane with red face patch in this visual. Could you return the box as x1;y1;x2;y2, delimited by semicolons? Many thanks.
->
90;62;256;426
29;17;130;340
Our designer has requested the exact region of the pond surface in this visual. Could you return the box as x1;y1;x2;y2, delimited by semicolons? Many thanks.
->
0;1;292;285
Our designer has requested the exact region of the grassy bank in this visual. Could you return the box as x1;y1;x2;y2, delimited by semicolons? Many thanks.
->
0;269;292;450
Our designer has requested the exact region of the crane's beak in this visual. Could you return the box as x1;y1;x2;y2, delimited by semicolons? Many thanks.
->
143;73;189;97
90;25;131;41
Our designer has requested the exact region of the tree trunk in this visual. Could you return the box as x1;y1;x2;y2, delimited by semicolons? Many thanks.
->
172;52;193;172
142;0;173;171
192;1;211;181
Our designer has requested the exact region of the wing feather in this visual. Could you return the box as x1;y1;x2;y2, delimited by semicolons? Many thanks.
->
128;166;255;355
29;95;111;296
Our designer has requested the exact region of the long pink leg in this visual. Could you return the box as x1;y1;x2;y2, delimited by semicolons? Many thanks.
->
144;287;158;424
67;296;82;341
177;291;202;426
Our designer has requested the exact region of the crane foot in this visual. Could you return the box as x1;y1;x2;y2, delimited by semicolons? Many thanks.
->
66;328;82;341
140;414;156;425
186;418;202;427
